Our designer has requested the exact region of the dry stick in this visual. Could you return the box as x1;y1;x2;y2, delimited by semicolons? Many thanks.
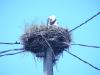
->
69;12;100;32
65;50;100;71
0;48;23;54
71;44;100;48
39;33;56;59
0;50;25;57
36;24;55;58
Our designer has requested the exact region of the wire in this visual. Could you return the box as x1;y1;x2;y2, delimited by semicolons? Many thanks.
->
65;50;100;71
0;48;24;54
0;51;24;57
69;12;100;32
0;41;21;45
71;44;100;48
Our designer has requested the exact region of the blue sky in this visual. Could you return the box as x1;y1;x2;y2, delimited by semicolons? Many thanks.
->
0;0;100;75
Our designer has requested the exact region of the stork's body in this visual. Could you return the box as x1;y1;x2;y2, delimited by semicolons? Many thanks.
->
47;15;58;26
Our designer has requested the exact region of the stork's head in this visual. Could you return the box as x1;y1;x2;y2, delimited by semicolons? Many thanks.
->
49;15;56;22
47;15;58;26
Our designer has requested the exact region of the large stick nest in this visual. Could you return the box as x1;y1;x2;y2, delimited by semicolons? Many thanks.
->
21;25;71;63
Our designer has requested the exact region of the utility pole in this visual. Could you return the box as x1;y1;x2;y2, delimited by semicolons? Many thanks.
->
43;48;53;75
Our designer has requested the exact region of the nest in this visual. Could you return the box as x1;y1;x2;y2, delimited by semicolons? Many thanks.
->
21;24;71;63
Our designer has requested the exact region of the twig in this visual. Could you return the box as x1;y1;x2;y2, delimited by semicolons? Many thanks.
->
39;33;56;58
71;44;100;48
65;50;100;71
69;12;100;32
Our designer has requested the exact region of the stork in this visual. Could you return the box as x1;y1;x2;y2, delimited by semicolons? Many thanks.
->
47;15;58;26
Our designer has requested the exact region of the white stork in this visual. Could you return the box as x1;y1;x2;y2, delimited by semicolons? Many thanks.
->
47;15;58;26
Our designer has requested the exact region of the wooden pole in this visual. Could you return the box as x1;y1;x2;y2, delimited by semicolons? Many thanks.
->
43;48;53;75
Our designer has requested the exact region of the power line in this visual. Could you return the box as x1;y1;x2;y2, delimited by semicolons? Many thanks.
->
0;50;24;57
71;43;100;48
69;12;100;32
0;48;23;54
65;50;100;71
0;41;21;45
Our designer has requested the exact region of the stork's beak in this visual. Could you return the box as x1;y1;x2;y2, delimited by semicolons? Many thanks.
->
50;19;56;25
47;18;49;26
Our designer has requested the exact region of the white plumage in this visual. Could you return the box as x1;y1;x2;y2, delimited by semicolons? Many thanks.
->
47;15;58;26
